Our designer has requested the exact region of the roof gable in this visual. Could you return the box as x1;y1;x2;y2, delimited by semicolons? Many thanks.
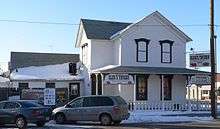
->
111;11;192;42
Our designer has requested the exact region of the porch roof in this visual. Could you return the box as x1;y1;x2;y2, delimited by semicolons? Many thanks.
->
92;66;210;75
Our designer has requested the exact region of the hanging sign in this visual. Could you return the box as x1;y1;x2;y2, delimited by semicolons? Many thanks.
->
190;53;210;67
190;75;211;85
44;88;56;105
104;74;134;84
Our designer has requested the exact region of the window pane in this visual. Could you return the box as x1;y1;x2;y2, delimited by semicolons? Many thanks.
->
46;83;55;88
162;53;171;63
138;42;146;51
136;75;147;100
163;77;172;100
70;98;83;108
138;52;146;61
162;43;170;52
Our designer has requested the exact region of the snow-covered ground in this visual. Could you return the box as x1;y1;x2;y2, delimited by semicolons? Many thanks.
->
123;111;213;123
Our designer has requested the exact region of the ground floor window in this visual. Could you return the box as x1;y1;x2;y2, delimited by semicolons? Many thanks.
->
18;83;29;97
162;75;172;100
136;75;148;100
46;83;55;88
69;83;80;100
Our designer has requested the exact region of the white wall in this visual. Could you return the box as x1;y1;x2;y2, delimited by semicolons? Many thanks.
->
172;75;187;101
90;39;114;70
119;16;186;68
148;75;161;102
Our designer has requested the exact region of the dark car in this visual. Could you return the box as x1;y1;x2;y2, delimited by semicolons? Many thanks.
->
52;95;130;125
0;100;51;129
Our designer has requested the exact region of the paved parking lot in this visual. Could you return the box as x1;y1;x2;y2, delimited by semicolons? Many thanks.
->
2;121;220;129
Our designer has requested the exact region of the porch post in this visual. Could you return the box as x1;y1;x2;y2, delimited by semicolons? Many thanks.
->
187;75;192;112
196;84;199;110
95;74;98;95
161;75;165;111
101;73;104;95
134;75;136;111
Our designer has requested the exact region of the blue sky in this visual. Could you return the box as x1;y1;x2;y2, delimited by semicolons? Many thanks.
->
0;0;219;72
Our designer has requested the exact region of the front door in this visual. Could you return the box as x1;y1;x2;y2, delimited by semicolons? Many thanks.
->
69;83;80;100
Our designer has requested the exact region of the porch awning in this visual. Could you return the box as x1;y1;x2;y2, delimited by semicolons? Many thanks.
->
92;66;210;75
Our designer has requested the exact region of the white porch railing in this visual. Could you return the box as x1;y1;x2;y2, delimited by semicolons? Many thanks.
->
128;100;210;111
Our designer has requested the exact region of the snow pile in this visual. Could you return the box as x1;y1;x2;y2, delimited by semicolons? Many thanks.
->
0;76;9;82
123;111;213;123
10;63;84;81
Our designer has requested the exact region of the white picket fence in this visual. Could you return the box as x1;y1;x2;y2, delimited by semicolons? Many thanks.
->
128;100;210;111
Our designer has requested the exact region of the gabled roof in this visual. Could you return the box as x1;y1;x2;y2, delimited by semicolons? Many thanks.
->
76;11;192;46
81;19;131;40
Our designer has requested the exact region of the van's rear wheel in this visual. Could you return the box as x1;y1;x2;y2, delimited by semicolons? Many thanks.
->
100;114;112;126
55;113;65;124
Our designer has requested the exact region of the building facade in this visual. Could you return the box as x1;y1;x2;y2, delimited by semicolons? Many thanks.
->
75;11;209;110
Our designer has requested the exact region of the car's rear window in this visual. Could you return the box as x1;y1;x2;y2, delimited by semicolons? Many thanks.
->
20;101;43;108
114;96;127;105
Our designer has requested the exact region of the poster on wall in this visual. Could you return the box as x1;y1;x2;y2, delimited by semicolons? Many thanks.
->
190;75;211;85
190;53;210;67
104;74;134;85
44;88;56;106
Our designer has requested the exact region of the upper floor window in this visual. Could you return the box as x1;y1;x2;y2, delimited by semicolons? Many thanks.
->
159;40;174;63
81;43;88;64
135;38;150;62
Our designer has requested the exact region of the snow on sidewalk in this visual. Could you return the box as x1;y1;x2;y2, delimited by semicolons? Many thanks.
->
123;111;213;123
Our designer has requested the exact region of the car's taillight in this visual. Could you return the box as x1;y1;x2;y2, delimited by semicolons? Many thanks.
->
32;110;41;116
113;106;121;114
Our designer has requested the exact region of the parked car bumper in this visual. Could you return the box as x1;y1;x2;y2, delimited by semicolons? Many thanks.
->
112;113;130;121
27;116;50;123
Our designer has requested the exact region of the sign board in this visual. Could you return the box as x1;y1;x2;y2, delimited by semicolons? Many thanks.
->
44;88;56;106
190;53;210;67
104;74;134;85
190;75;211;85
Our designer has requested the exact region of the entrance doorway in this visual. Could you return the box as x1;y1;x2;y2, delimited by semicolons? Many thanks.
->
69;83;80;100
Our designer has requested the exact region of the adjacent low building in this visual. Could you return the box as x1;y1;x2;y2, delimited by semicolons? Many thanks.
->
9;52;83;103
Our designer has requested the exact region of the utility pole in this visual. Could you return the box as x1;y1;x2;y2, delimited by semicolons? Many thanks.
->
210;0;216;119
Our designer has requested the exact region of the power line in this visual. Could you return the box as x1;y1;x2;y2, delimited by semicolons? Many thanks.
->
0;19;77;25
0;19;219;27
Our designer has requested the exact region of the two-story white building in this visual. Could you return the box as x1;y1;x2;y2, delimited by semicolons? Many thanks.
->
75;11;209;111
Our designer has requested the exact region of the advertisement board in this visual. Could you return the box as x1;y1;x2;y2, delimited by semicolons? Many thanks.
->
104;74;134;85
190;75;211;85
44;88;56;106
190;53;210;67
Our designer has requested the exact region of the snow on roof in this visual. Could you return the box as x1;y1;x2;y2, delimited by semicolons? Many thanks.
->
10;63;83;81
0;76;9;82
